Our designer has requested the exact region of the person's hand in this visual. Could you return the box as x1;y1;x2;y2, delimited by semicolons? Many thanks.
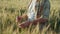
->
16;14;28;23
22;14;28;20
16;16;22;23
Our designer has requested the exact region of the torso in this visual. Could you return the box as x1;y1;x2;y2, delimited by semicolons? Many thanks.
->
27;0;50;21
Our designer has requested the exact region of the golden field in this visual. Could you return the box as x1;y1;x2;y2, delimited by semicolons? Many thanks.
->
0;0;60;34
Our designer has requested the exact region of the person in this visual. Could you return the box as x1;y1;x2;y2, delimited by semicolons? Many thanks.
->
16;0;50;29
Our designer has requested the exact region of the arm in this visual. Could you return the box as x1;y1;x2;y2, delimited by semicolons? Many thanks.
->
19;18;48;28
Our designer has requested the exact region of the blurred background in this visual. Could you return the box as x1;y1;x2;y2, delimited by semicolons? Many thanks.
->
0;0;60;34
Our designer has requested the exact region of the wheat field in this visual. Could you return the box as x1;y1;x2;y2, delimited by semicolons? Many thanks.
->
0;0;60;34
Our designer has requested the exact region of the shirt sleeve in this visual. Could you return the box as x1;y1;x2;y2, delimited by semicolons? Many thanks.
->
27;0;37;21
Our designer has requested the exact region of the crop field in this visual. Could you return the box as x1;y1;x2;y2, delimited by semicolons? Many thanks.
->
0;0;60;34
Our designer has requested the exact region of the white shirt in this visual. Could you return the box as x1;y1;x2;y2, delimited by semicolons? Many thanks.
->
27;0;50;21
27;0;37;21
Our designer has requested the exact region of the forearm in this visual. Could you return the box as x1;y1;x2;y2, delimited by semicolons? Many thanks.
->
32;18;48;25
19;18;48;28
